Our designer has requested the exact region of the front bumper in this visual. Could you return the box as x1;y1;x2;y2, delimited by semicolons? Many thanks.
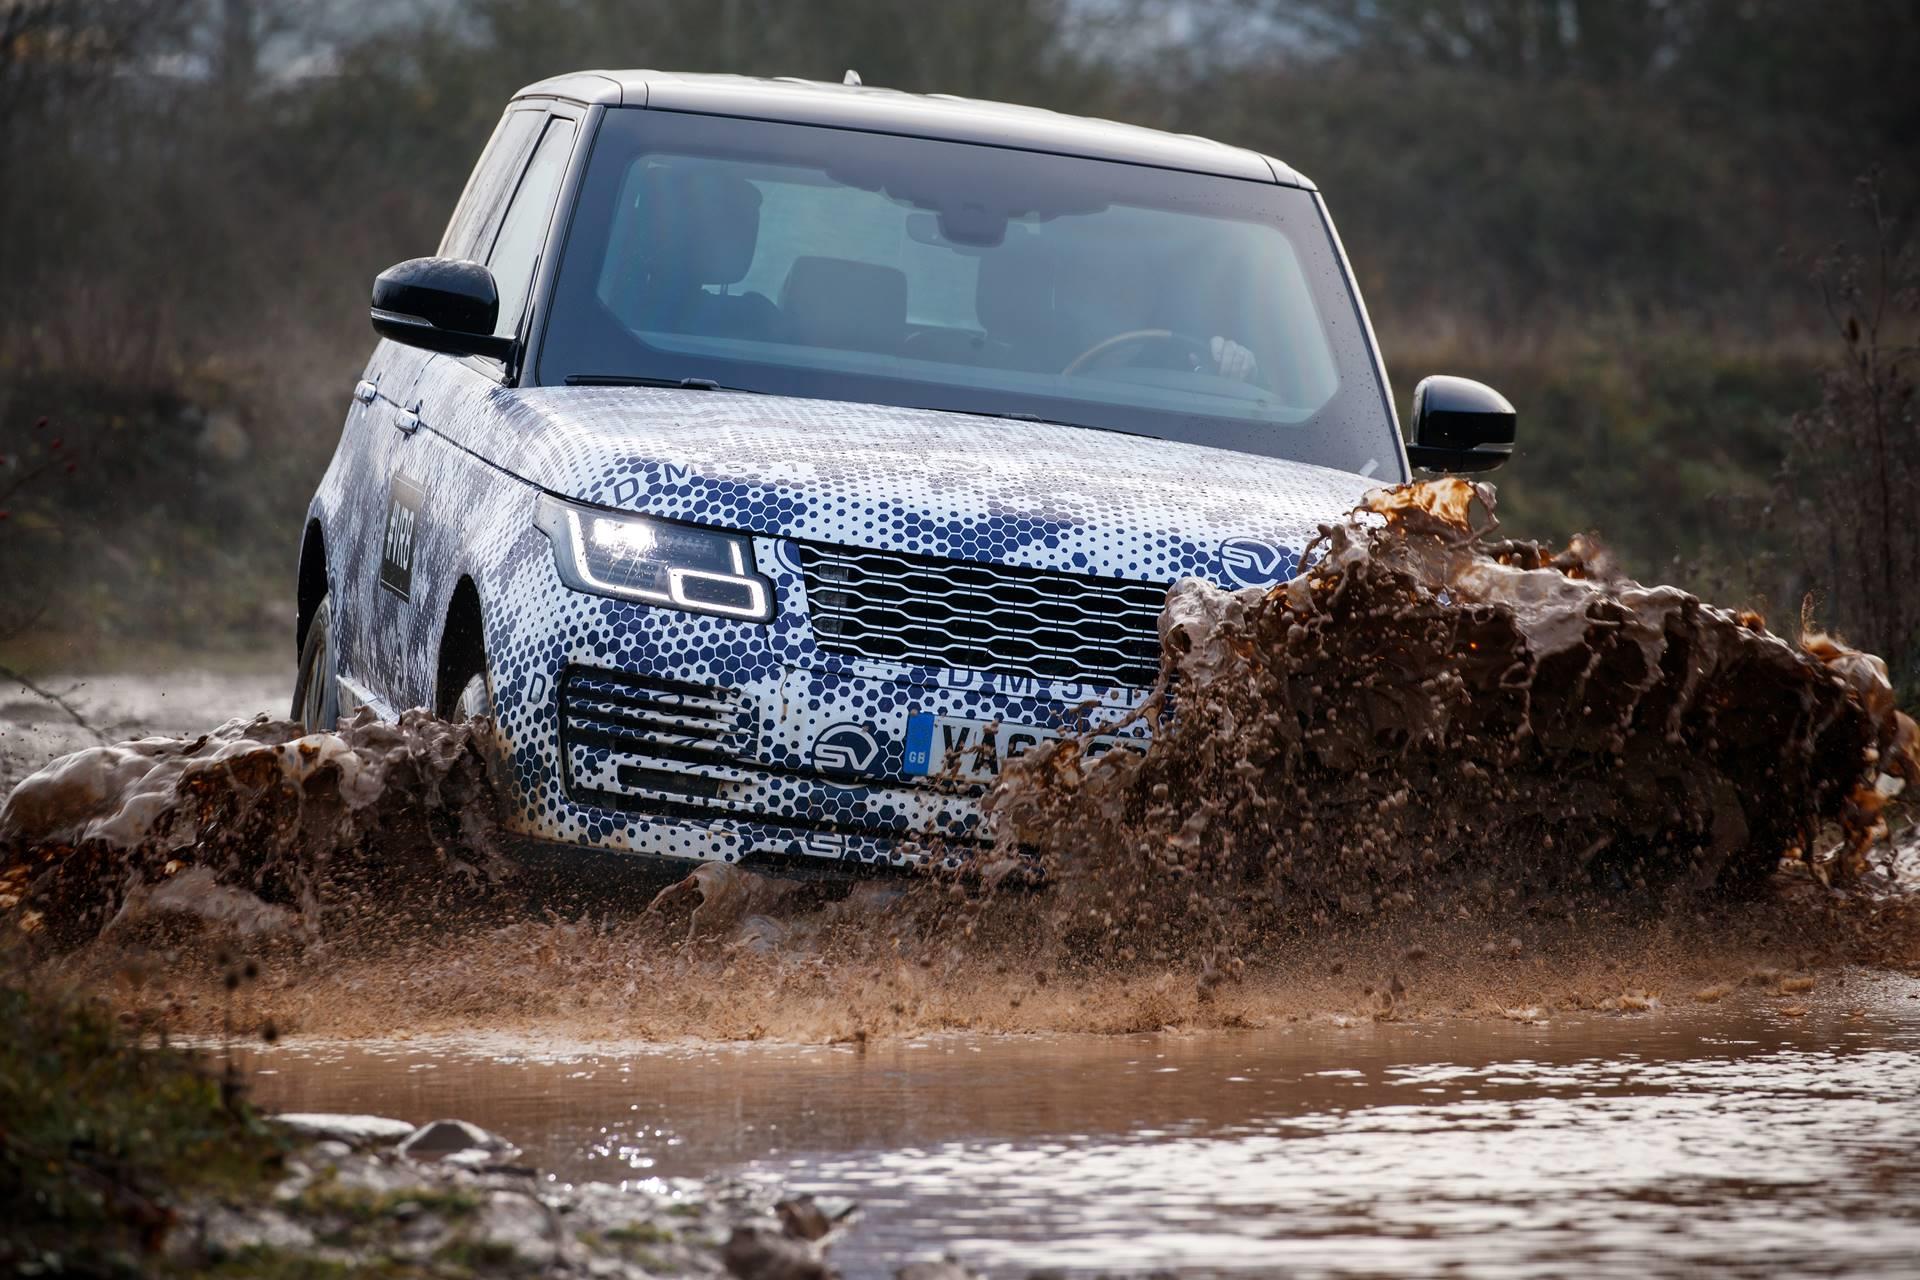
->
487;534;1153;869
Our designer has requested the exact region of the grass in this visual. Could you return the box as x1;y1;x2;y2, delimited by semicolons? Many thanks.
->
0;983;289;1275
198;1245;525;1279
293;1176;482;1225
0;992;557;1276
0;369;306;671
1384;332;1824;614
604;1220;676;1245
198;1252;362;1279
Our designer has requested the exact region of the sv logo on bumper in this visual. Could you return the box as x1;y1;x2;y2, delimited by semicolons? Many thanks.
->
1219;536;1293;588
811;722;883;778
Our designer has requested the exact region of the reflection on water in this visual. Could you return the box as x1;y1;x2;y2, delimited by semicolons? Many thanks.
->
246;975;1920;1278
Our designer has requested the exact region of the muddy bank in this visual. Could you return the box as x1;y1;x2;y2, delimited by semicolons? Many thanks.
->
1;481;1915;1040
196;1113;852;1280
0;981;860;1278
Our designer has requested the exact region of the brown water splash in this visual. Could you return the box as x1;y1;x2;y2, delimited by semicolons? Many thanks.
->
0;709;505;948
981;478;1918;967
2;481;1915;1038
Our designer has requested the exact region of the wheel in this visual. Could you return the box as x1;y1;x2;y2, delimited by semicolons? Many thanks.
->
291;592;340;732
454;668;494;722
445;653;510;795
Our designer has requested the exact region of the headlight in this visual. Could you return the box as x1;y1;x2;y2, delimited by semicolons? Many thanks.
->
534;493;774;622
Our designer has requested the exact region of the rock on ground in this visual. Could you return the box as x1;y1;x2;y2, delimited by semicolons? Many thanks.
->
163;1112;855;1278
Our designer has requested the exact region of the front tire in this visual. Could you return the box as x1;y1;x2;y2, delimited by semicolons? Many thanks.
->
443;648;510;801
454;669;494;722
292;592;340;732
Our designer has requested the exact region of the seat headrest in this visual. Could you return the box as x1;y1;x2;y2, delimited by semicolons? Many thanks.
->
779;256;907;353
640;166;762;287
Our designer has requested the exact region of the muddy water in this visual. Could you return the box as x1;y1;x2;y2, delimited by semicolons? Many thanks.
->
8;605;1919;1276
244;975;1920;1278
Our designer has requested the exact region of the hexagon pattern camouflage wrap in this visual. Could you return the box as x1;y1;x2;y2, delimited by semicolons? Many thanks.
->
305;340;1375;869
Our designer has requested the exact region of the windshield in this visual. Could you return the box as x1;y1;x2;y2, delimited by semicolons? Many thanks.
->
538;108;1400;476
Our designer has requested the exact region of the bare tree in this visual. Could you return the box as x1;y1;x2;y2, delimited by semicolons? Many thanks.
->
1276;0;1706;80
1268;0;1920;161
217;0;257;95
1781;175;1920;697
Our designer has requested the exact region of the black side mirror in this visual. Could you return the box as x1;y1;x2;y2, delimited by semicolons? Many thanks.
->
370;257;514;361
1405;375;1516;473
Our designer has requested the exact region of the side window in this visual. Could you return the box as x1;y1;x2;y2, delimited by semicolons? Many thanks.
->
438;109;543;261
485;117;578;341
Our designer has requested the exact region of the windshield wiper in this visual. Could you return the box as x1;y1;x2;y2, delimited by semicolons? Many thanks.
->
917;405;1146;438
564;374;760;392
564;379;1137;437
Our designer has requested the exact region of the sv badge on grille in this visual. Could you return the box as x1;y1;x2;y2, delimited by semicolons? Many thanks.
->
812;721;883;779
1218;536;1293;588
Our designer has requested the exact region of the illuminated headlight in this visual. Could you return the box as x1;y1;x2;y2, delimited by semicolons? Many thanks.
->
534;494;774;622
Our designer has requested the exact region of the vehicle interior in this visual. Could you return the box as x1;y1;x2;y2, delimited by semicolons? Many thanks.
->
531;107;1407;474
588;153;1341;421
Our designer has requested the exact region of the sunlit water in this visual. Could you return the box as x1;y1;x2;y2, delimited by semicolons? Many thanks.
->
243;973;1920;1278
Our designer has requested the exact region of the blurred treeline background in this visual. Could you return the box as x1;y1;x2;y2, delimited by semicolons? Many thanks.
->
1;0;1916;693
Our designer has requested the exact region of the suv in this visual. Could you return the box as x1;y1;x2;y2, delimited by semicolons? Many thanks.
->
292;70;1515;871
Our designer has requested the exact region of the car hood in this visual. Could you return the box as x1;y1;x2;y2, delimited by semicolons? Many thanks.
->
497;387;1382;588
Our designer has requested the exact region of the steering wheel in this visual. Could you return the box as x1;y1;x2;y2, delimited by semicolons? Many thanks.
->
1061;328;1215;377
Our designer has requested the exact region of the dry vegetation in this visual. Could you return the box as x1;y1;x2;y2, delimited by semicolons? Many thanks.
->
0;0;1915;690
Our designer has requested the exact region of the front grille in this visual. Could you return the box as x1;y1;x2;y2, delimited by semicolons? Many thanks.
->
799;543;1168;688
554;664;986;856
558;667;750;803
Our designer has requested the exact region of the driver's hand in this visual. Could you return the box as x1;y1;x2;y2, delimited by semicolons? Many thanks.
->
1210;336;1257;381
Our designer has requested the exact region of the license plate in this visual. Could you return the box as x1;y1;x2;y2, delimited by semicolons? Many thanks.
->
902;712;1133;781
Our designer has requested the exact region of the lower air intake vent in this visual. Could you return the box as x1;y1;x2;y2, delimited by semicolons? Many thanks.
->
558;666;748;804
799;543;1168;688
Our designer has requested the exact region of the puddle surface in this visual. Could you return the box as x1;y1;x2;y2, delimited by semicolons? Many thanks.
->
244;975;1920;1278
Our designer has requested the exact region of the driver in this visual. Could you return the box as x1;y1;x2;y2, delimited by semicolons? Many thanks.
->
975;229;1259;382
1063;246;1259;382
1208;336;1257;381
